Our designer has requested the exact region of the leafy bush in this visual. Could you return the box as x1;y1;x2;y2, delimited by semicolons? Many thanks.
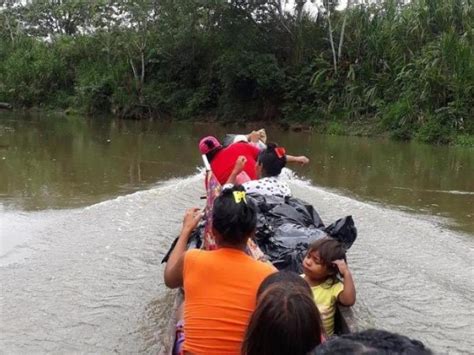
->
327;121;346;135
0;0;471;144
455;135;474;147
416;113;453;144
0;38;69;107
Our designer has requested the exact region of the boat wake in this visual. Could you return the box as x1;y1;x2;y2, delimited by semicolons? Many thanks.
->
0;172;472;354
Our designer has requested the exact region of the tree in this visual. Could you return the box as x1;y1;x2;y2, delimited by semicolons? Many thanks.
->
13;0;110;37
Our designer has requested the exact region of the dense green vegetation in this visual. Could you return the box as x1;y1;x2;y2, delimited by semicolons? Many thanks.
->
0;0;472;144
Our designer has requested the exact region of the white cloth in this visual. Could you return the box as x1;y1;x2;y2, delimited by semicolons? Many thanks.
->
232;134;248;143
232;135;267;151
243;177;291;197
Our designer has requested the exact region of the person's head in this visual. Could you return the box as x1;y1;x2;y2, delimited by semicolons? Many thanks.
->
256;143;287;178
257;271;312;300
303;238;346;284
242;283;323;355
199;136;222;162
212;185;257;248
313;329;432;354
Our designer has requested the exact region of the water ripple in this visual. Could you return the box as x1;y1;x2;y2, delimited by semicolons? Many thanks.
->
1;173;472;354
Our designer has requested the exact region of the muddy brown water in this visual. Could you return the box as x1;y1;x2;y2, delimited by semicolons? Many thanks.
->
1;113;473;353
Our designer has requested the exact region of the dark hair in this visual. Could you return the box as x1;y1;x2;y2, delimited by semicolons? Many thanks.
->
257;271;312;299
212;185;257;246
312;338;377;354
307;238;347;286
206;145;223;162
257;143;287;177
313;329;432;354
242;283;323;355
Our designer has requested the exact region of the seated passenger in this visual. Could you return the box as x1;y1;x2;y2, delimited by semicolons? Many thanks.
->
256;270;314;299
242;275;323;355
199;136;260;185
199;136;309;185
313;329;432;354
227;143;292;197
164;185;276;354
302;238;356;337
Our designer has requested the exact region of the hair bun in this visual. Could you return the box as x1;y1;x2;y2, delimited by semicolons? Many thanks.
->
221;184;245;196
266;143;277;151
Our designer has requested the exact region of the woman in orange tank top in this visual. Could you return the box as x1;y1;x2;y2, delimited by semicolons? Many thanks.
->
164;185;276;355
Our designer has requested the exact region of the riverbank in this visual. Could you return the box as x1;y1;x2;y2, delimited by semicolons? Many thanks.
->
1;1;472;146
3;107;473;147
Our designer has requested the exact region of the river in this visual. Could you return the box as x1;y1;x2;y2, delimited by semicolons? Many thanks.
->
0;113;473;353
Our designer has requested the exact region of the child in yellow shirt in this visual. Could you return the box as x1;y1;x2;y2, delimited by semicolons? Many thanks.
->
302;238;356;336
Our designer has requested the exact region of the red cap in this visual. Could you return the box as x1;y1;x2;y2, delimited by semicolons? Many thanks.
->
199;136;222;154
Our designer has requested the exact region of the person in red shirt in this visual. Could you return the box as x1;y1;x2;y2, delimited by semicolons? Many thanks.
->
200;137;259;184
199;135;310;185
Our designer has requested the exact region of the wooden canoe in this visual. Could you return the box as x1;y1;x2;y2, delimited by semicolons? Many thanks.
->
163;162;357;353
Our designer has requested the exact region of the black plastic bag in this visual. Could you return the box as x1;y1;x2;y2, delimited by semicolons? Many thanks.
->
248;194;356;272
162;194;357;274
323;216;357;250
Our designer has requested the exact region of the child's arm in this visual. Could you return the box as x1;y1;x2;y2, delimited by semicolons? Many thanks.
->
225;156;247;185
333;259;356;306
